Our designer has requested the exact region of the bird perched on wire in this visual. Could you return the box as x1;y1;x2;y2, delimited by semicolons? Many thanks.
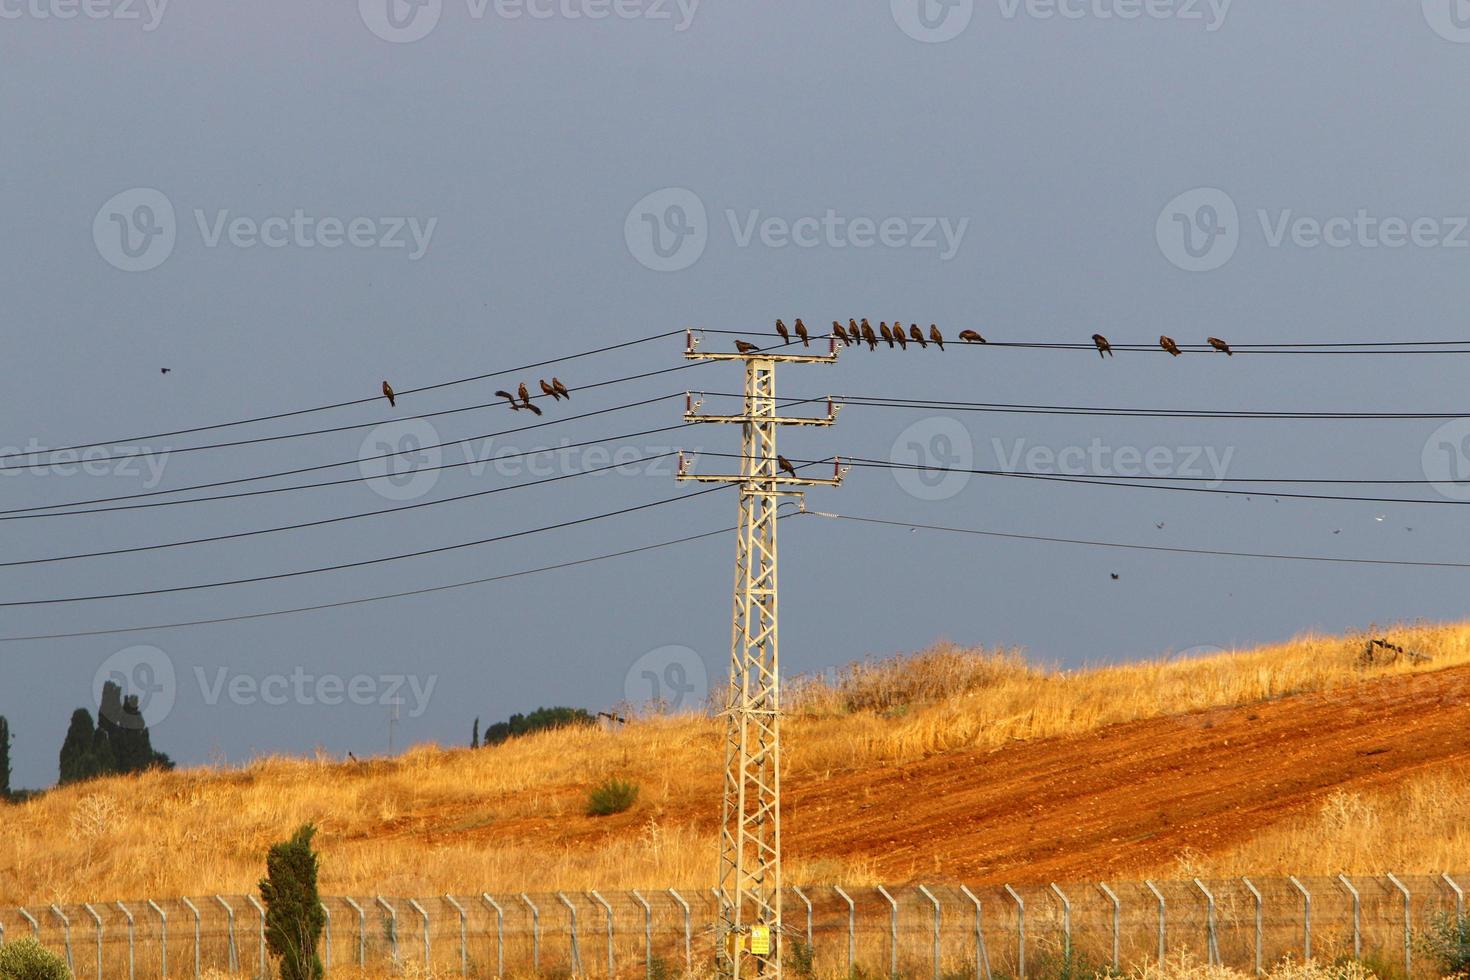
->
893;325;907;350
735;340;759;354
833;320;849;346
1208;337;1233;356
959;329;986;344
1093;334;1113;358
879;322;894;348
552;377;570;399
777;455;797;478
909;324;927;348
516;384;543;416
861;321;878;350
794;318;810;347
929;324;944;350
382;380;396;407
540;379;561;401
1160;335;1182;357
775;319;790;345
848;318;862;345
495;390;522;412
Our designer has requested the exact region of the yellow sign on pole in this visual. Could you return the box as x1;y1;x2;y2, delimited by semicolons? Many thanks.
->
748;925;772;956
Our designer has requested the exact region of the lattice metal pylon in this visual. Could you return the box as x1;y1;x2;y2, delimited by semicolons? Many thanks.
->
677;328;845;978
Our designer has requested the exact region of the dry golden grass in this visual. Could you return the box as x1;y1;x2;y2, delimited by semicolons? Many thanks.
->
2;619;1468;905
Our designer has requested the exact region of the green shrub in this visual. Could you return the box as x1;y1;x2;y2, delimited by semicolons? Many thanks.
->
0;937;71;980
1421;910;1470;978
585;777;639;816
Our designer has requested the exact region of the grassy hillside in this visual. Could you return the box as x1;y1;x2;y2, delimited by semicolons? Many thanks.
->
1;620;1467;904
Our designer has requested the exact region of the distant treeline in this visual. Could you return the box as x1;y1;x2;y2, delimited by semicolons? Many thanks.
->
471;706;593;748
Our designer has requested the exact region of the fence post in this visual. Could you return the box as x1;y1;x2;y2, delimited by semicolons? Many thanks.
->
1337;875;1361;960
1049;884;1071;965
376;897;400;965
179;898;201;980
342;898;365;969
666;889;690;976
481;894;504;980
1241;878;1262;978
442;896;466;978
406;899;430;970
557;893;582;977
589;891;614;978
519;895;540;975
1194;879;1218;965
877;886;899;979
917;885;942;980
630;891;652;980
1003;884;1025;980
147;900;168;980
83;903;103;980
246;896;266;980
958;886;992;980
1097;883;1120;972
1144;880;1165;968
833;886;856;977
1386;873;1412;978
17;909;39;940
1287;876;1311;961
116;902;135;980
214;897;238;974
791;887;813;951
1444;873;1465;945
49;905;74;976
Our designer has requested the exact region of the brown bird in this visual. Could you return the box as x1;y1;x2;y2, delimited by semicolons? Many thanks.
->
1159;335;1182;357
959;329;986;344
861;322;878;350
794;318;810;347
909;324;927;348
540;379;560;401
929;324;944;350
552;377;571;399
735;340;759;354
1208;337;1233;356
848;319;861;345
775;319;790;345
832;320;849;346
517;382;533;408
777;455;797;478
879;322;895;348
382;381;396;407
1093;334;1113;358
495;389;521;411
893;326;907;350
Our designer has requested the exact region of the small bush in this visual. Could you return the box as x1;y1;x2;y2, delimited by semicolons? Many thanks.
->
0;937;71;980
259;823;325;980
1421;910;1470;978
585;777;639;816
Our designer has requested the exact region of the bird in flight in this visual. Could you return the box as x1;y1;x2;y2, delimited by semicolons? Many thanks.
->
775;319;791;345
777;455;797;478
1110;573;1120;581
1093;334;1113;358
495;389;522;412
1208;337;1233;356
160;368;171;375
909;324;927;348
735;340;759;354
959;329;986;344
1160;335;1182;357
879;322;894;348
929;324;944;350
861;321;878;350
552;377;570;400
833;321;849;346
382;381;396;407
795;318;810;346
540;379;560;401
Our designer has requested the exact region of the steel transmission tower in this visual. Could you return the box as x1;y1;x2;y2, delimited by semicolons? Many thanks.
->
677;329;845;978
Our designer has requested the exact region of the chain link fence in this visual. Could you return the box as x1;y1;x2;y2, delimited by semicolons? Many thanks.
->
2;874;1465;979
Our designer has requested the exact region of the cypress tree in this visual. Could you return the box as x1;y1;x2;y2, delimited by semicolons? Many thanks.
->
471;717;480;749
259;824;326;980
0;716;11;799
59;708;101;784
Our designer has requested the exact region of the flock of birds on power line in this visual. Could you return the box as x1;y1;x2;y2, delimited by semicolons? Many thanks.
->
379;376;571;416
731;318;1236;358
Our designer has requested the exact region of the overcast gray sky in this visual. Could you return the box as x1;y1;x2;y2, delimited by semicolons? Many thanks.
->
3;0;1470;789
